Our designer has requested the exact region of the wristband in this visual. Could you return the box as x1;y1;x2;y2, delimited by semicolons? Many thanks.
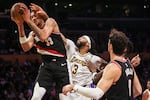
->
73;85;79;92
19;36;27;44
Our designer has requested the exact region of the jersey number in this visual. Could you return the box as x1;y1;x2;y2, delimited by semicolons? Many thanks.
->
45;37;54;46
72;64;78;74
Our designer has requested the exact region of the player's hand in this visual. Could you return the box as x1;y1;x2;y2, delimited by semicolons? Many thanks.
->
98;61;107;71
93;70;103;85
131;54;141;67
11;5;25;25
62;84;74;95
11;15;24;25
30;3;48;21
19;6;31;22
30;3;43;12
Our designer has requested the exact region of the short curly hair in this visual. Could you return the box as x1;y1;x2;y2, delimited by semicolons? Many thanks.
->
109;29;132;56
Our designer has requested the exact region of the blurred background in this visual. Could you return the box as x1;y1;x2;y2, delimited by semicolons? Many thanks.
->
0;0;150;99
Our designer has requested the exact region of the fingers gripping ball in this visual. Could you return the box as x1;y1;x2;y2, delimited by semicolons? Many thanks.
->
10;2;28;23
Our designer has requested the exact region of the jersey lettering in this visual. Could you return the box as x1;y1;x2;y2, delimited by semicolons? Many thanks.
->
70;56;87;66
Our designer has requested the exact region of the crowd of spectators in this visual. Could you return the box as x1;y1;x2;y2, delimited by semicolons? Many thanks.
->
0;58;59;100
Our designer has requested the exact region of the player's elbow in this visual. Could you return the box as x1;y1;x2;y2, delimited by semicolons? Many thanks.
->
137;87;142;95
22;48;30;52
38;32;49;42
21;45;31;52
134;87;142;98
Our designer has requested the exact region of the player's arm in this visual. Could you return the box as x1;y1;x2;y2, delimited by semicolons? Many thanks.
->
62;63;121;100
30;3;67;46
131;54;141;67
97;57;108;71
20;6;57;42
11;6;34;52
20;31;35;52
96;63;121;93
65;39;77;59
133;68;142;98
93;70;103;85
26;15;56;42
16;21;34;52
30;3;67;45
88;56;107;72
87;56;107;84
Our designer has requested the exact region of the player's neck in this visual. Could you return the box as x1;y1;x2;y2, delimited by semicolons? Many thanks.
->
79;48;88;55
111;54;125;61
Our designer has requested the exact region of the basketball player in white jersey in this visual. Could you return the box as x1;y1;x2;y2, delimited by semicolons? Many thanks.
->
59;35;107;100
142;79;150;100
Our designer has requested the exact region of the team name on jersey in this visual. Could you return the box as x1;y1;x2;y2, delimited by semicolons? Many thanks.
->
70;56;87;66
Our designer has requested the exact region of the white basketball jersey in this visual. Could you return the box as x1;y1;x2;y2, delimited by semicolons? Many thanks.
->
60;39;104;100
66;39;103;86
69;52;93;86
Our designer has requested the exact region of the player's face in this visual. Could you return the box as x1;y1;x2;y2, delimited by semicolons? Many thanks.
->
31;11;44;28
76;36;88;49
147;81;150;89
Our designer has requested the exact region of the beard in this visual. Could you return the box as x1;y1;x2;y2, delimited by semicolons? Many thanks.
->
76;41;86;49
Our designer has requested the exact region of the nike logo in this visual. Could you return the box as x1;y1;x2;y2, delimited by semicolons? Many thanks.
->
61;63;67;67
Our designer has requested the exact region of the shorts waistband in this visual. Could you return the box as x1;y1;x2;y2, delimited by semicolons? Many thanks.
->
42;55;66;62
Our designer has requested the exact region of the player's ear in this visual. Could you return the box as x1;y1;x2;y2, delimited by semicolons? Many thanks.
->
108;41;112;51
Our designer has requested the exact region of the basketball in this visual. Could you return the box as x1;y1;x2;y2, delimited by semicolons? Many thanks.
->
10;2;28;23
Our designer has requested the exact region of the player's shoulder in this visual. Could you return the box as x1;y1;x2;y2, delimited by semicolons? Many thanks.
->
143;89;149;94
66;38;74;43
105;62;121;72
47;17;56;22
66;39;76;47
44;18;56;25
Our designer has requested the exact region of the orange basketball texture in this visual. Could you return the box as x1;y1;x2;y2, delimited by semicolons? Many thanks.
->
10;2;28;22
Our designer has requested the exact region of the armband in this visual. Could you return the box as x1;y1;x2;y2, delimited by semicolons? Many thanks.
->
19;36;27;44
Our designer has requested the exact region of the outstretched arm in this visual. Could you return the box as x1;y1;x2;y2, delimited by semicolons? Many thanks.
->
62;63;120;99
29;3;68;44
131;54;141;67
19;4;60;42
